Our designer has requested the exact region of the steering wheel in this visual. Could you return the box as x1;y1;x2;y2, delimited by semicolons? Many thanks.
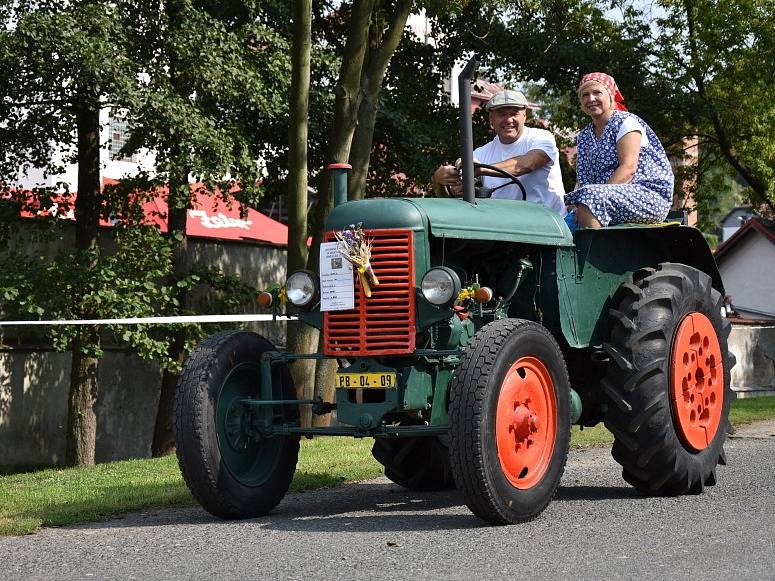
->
473;162;527;201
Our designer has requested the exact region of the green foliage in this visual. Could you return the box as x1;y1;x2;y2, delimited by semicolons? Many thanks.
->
695;167;747;235
125;2;291;207
122;2;295;370
645;0;775;217
368;31;461;197
0;222;175;358
0;2;290;370
0;2;169;363
249;1;340;204
0;2;133;188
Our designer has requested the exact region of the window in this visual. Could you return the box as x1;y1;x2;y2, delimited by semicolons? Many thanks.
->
109;115;137;163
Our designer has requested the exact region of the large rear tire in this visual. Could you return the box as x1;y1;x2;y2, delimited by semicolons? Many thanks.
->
371;436;455;491
174;330;300;519
602;263;733;495
448;319;571;524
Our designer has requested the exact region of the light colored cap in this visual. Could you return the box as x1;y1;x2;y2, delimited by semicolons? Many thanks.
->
485;89;528;111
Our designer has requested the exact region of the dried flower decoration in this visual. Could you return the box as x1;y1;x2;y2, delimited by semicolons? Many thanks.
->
334;223;379;297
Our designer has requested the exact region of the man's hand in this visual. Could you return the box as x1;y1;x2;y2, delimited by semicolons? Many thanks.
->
454;156;482;177
432;164;463;197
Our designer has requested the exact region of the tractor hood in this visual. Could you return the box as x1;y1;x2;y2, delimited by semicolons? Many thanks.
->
326;197;573;246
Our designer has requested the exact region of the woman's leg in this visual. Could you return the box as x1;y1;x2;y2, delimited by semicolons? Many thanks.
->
564;186;609;227
575;203;602;229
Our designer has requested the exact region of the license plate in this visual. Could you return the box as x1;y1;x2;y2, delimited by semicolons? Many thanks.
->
336;372;397;389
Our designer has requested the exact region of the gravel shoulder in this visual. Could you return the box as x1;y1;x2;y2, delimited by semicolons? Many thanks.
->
730;418;775;438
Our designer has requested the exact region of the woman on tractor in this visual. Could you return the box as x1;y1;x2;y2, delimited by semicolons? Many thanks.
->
565;72;674;229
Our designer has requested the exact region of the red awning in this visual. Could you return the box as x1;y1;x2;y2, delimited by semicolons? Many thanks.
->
16;180;289;247
139;187;288;246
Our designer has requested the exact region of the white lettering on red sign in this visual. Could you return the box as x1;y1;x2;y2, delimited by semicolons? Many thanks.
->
188;209;253;230
39;202;75;220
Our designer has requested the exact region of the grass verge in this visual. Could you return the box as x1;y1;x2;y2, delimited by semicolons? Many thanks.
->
2;396;773;536
728;395;775;426
570;395;775;448
0;437;382;537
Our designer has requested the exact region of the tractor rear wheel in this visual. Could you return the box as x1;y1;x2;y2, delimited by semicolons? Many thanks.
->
448;319;571;524
174;330;300;519
371;436;455;491
603;263;733;495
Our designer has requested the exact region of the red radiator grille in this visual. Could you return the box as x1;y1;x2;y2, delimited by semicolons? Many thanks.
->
323;229;416;356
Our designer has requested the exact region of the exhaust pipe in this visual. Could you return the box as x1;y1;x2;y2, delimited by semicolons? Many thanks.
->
328;163;352;207
458;54;479;204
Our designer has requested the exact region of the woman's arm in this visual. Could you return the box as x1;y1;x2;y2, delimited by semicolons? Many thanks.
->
607;131;641;184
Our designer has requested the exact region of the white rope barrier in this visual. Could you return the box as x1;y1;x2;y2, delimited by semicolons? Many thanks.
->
0;314;296;326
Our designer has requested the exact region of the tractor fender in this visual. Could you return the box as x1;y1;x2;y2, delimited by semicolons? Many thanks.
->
555;224;724;348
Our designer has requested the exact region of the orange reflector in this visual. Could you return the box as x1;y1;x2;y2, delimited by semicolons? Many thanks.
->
257;292;273;308
474;287;493;304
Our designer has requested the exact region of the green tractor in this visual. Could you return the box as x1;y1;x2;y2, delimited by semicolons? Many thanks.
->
174;57;734;525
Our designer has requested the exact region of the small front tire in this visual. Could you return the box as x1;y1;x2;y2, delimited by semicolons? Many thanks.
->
174;331;300;519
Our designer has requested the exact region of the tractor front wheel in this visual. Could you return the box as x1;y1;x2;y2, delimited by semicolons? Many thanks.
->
603;263;733;495
448;319;571;524
174;331;300;519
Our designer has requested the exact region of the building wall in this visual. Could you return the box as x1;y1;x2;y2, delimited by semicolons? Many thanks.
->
729;324;775;397
718;233;775;319
0;237;288;467
0;349;161;465
0;324;288;466
670;136;698;227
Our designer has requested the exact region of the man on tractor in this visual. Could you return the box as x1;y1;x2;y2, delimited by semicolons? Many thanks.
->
431;88;567;216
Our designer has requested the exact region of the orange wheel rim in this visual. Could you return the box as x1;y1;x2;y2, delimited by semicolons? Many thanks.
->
495;356;557;489
670;312;724;451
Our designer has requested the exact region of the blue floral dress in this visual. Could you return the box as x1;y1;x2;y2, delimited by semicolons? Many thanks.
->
565;111;674;226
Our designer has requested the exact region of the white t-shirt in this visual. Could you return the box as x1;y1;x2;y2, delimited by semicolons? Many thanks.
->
616;116;648;147
474;126;566;216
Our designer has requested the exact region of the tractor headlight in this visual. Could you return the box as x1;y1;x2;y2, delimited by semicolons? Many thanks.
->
421;267;461;306
285;270;318;308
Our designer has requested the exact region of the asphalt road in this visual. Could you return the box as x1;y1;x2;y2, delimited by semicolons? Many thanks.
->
2;421;774;581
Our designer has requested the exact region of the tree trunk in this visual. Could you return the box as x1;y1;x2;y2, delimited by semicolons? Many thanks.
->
286;0;316;427
308;0;375;268
287;0;312;276
306;1;412;424
349;0;413;200
65;96;101;467
152;162;190;457
66;330;100;466
312;354;337;428
152;333;186;456
288;324;319;428
152;2;191;455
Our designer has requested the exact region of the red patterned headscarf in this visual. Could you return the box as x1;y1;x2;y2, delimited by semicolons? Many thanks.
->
578;72;627;111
